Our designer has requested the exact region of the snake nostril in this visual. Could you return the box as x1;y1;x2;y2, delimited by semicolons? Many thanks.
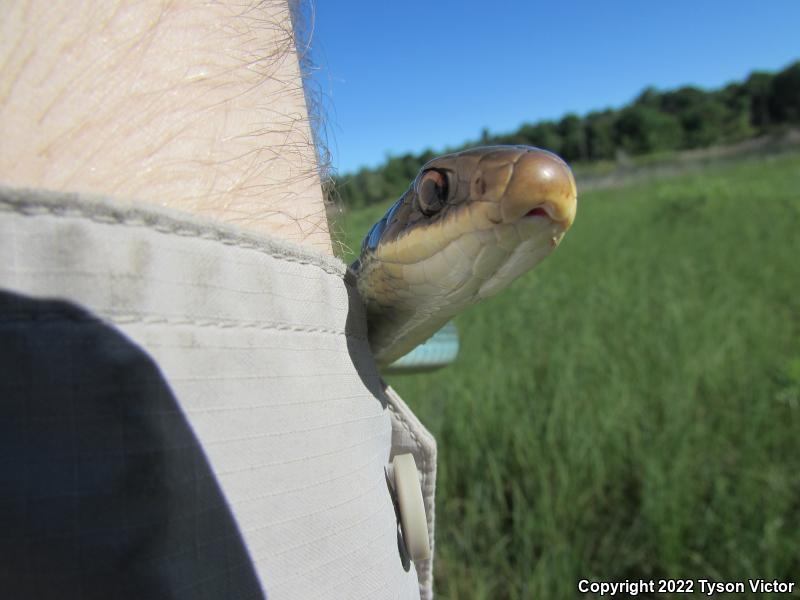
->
474;176;486;197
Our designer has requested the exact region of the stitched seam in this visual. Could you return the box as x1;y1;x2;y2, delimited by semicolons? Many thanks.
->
386;400;428;511
0;196;347;278
0;191;368;337
386;396;434;597
0;312;367;340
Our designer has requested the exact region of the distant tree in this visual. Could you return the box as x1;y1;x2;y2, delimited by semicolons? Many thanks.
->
717;83;755;141
658;86;705;117
383;154;418;195
680;96;728;148
335;170;366;209
520;121;563;154
585;110;616;160
401;153;424;177
362;169;387;204
495;131;525;146
332;62;800;209
512;123;540;146
744;71;774;130
419;148;436;165
558;114;588;161
614;105;682;154
769;61;800;124
634;86;661;108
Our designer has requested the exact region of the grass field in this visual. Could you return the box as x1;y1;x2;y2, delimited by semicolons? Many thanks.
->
333;152;800;599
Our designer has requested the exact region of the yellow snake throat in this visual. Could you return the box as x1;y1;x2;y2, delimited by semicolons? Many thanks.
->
352;145;578;367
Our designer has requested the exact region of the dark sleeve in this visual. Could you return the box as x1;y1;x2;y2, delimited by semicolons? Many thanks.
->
0;290;265;600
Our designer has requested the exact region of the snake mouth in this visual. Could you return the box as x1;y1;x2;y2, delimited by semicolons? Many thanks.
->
495;149;578;228
521;203;572;226
524;206;550;219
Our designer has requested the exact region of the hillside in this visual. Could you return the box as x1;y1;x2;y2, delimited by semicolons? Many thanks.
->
331;60;800;210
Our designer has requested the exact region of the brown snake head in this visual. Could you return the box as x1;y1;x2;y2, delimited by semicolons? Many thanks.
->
353;145;578;366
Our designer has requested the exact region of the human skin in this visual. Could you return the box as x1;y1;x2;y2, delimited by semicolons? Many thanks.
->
0;0;332;254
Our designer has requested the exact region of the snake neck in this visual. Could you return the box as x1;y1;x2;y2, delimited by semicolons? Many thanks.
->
356;218;563;366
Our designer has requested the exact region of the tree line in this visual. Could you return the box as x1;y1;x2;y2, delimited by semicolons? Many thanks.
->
333;60;800;209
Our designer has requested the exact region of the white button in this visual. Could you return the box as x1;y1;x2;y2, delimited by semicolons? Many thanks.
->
392;453;430;561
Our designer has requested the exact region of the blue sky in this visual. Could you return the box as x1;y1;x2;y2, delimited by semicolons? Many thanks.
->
308;0;800;174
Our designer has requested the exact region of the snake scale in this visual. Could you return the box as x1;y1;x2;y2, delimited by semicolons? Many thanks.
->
351;145;577;367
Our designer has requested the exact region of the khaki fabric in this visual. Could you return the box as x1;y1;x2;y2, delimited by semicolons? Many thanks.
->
386;386;437;597
0;186;436;599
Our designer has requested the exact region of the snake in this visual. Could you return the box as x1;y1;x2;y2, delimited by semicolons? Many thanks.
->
351;145;578;367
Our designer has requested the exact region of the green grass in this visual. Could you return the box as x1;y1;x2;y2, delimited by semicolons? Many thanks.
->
334;153;800;599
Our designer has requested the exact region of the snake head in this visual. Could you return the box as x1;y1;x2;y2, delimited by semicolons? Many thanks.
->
354;145;578;366
422;145;577;228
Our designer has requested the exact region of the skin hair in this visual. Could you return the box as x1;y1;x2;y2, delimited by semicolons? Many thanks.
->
0;0;332;254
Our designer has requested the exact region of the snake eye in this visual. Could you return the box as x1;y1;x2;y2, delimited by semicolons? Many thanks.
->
417;169;449;216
